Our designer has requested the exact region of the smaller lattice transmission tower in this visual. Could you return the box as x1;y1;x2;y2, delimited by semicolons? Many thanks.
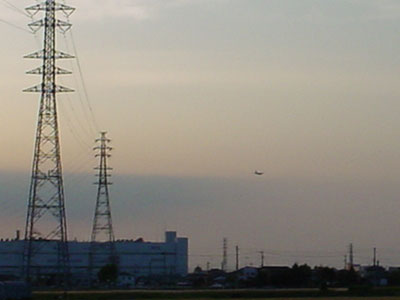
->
89;132;117;281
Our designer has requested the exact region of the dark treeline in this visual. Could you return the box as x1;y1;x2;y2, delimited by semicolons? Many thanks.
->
252;264;360;288
185;264;400;289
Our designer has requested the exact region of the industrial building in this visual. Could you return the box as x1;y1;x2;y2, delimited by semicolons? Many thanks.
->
0;231;188;284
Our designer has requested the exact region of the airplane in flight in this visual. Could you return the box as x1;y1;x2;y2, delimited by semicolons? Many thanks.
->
254;170;264;176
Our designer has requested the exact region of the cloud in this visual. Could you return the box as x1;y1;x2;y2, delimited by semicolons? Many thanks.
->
66;0;151;21
298;0;400;23
67;0;230;21
371;0;400;20
3;171;400;269
0;0;185;23
2;0;399;24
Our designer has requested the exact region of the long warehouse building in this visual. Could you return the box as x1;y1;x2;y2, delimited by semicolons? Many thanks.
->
0;231;188;284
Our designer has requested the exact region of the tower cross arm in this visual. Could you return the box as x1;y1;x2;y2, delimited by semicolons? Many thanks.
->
23;84;74;93
95;138;111;143
24;50;74;60
26;66;72;75
28;19;72;34
26;2;75;17
93;146;113;150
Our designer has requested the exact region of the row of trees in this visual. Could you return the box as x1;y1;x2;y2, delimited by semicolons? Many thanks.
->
229;264;360;288
97;263;400;288
254;264;360;288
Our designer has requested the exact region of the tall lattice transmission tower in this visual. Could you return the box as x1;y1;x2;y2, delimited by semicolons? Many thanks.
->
89;132;117;281
23;0;75;284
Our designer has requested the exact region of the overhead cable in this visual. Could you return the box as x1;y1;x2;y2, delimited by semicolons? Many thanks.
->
62;33;99;136
69;29;100;132
0;18;31;33
0;0;30;18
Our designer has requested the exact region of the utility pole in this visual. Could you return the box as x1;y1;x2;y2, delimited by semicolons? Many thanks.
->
349;243;354;270
221;238;227;272
259;251;264;268
373;247;376;267
23;0;75;286
344;255;347;270
236;245;239;271
89;132;117;283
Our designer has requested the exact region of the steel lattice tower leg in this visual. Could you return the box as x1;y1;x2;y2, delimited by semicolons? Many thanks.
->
23;0;75;286
89;132;117;284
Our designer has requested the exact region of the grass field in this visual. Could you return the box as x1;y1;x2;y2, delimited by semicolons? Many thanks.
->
252;298;400;300
32;296;400;300
31;288;400;300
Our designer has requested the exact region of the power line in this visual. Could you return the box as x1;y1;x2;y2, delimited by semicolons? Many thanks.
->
58;100;94;150
61;33;99;136
0;0;30;18
58;77;96;140
0;18;31;33
64;152;96;176
69;29;100;132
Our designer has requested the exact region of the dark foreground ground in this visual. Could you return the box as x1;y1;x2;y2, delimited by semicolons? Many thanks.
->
32;287;400;300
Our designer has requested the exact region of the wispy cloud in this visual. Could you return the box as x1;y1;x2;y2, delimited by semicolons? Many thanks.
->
1;0;399;24
68;0;230;21
69;0;153;21
0;0;190;23
370;0;400;20
292;0;400;23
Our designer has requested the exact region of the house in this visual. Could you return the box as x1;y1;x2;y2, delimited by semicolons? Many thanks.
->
117;272;135;288
237;266;258;281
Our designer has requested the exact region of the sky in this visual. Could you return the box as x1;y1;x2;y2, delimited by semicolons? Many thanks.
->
1;0;400;270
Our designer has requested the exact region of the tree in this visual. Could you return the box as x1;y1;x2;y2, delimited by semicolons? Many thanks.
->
291;264;312;287
98;264;118;285
314;266;336;287
388;269;400;286
336;268;360;287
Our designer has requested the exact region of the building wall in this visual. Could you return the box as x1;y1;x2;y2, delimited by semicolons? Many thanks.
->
0;231;188;280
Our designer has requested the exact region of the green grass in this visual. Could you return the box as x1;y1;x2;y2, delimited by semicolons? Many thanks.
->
32;296;400;300
31;288;400;300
